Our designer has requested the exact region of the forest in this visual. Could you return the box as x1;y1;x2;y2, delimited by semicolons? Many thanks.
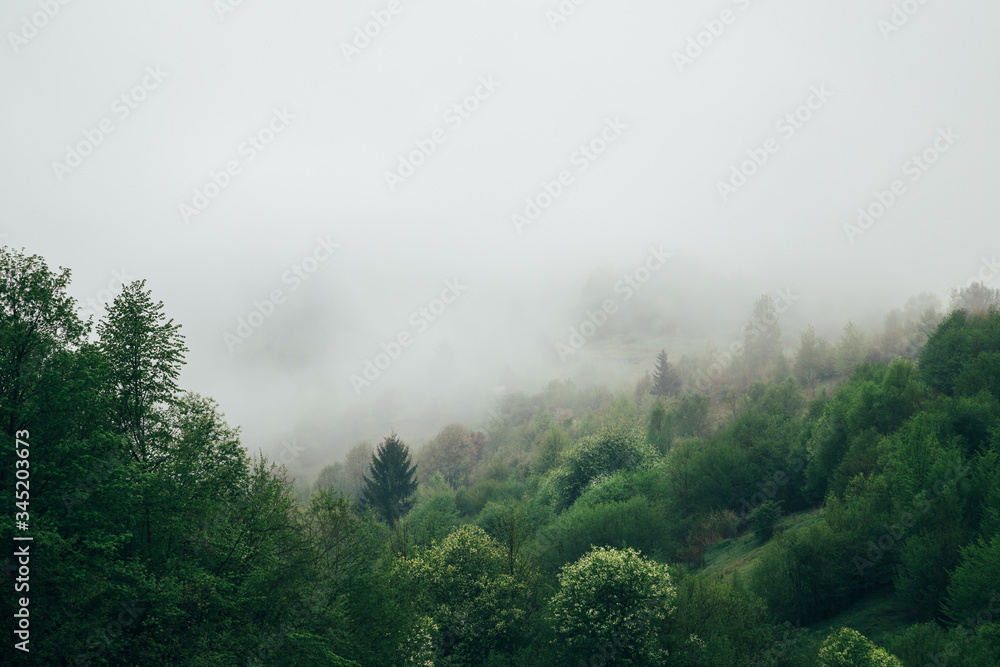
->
3;244;1000;666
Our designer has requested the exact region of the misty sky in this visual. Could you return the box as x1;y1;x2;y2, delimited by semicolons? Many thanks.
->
3;0;998;479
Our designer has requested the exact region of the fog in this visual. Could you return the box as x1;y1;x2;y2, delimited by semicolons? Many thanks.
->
3;0;998;480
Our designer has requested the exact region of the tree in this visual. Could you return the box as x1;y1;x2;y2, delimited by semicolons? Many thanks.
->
651;350;681;397
748;500;782;542
795;325;834;392
360;431;418;524
548;425;654;510
97;280;187;463
342;440;374;499
548;546;675;666
676;393;711;438
417;423;479;488
0;246;86;437
950;281;1000;315
404;525;533;665
743;295;784;383
818;628;903;667
835;320;867;377
646;399;675;455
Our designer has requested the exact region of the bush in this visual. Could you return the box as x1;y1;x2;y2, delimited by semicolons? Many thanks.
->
548;546;675;666
748;500;782;542
817;628;902;667
545;425;655;511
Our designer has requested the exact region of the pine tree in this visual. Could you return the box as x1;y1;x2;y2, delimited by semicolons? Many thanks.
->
651;349;681;397
361;431;418;524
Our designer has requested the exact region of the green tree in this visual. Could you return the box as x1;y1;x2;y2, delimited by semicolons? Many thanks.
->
651;349;682;397
0;246;86;437
404;525;534;665
748;500;782;542
676;393;711;438
548;546;676;666
646;399;675;455
532;426;569;475
361;431;418;524
547;424;654;510
97;279;187;463
818;627;903;667
943;534;1000;626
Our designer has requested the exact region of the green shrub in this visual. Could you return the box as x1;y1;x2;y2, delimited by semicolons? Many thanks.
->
817;628;902;667
748;500;782;542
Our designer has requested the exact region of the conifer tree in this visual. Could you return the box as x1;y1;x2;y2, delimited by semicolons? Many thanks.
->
651;349;681;397
361;431;418;524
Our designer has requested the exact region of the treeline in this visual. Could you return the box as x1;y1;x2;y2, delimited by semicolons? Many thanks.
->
4;244;1000;666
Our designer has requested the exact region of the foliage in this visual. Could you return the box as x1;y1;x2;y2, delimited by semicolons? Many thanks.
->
361;431;418;524
748;500;782;542
675;392;711;438
547;546;675;666
651;349;682;397
546;424;655;511
817;627;902;667
403;525;534;665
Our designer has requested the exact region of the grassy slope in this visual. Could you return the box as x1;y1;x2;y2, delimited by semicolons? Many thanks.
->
698;508;915;643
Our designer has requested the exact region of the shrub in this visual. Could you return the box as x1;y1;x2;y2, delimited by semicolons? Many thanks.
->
548;546;675;666
817;628;902;667
748;500;782;542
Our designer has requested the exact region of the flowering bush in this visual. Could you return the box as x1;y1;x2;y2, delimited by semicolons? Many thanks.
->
548;546;675;666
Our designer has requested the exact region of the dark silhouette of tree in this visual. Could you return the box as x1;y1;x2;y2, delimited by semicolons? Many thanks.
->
361;431;418;524
651;349;681;397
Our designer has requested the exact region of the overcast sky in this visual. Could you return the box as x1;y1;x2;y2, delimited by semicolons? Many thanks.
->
3;0;998;479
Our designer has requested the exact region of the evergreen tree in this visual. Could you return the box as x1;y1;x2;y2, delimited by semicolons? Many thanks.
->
651;349;681;396
361;431;418;524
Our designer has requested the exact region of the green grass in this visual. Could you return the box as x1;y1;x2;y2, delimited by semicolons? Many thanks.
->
696;507;915;648
699;507;825;579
